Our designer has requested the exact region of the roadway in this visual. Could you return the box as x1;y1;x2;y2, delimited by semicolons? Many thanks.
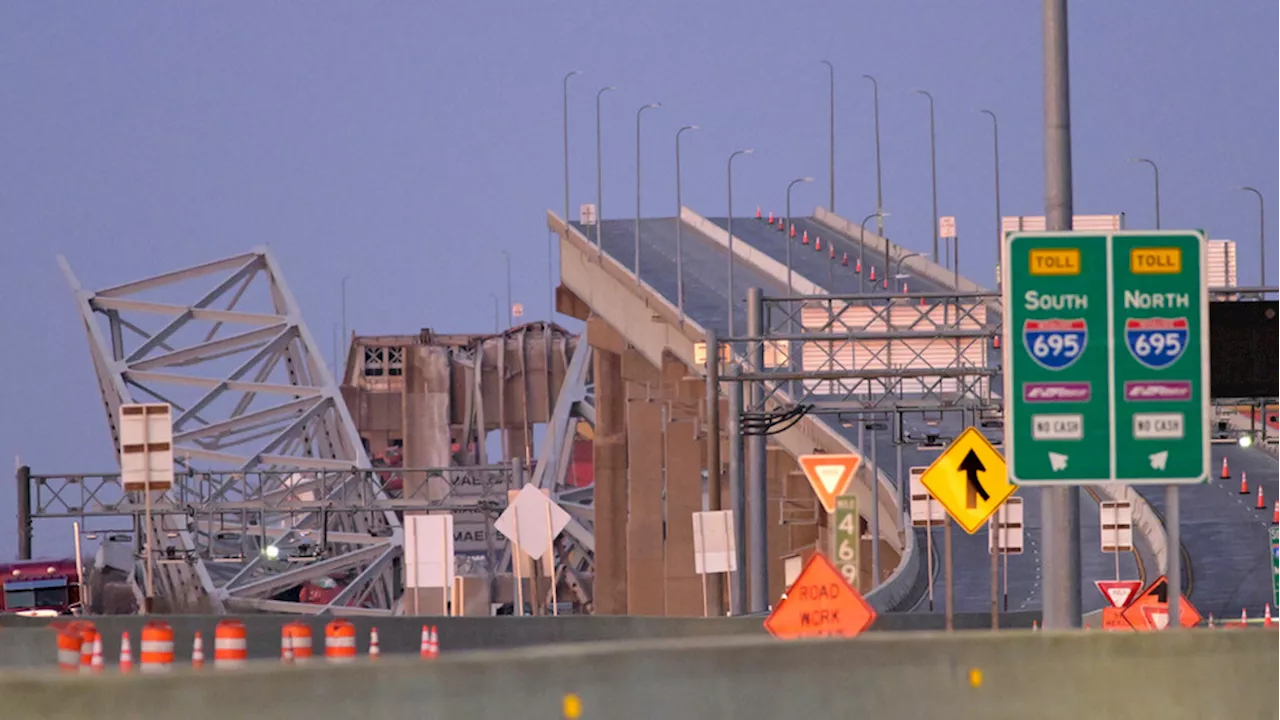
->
570;215;1142;616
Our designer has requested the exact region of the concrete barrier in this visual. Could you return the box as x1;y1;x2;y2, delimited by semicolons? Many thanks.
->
1;630;1273;719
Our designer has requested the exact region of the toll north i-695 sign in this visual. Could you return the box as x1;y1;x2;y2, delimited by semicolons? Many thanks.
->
1003;231;1209;485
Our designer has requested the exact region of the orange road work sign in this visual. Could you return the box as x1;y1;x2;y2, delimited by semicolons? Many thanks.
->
763;552;876;640
1121;575;1202;630
1101;607;1133;631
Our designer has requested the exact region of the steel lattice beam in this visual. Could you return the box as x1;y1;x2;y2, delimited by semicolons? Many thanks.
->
59;247;405;614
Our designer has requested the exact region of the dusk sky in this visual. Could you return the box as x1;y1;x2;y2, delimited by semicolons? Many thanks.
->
1;2;1275;559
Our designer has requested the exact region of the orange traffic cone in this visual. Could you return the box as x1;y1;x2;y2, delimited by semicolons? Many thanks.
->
1241;607;1249;626
1273;501;1278;525
855;258;862;273
191;631;205;669
994;335;1001;349
869;267;877;282
1207;613;1215;628
883;277;889;289
1240;471;1249;494
801;230;809;245
1265;604;1273;628
903;281;909;293
430;626;440;658
789;224;796;238
841;252;849;266
419;625;432;659
1032;620;1039;631
1222;457;1230;480
767;211;774;225
369;627;380;659
119;632;133;673
1257;485;1266;510
829;245;835;259
91;633;104;673
777;219;785;232
756;206;762;220
920;295;928;307
816;237;822;251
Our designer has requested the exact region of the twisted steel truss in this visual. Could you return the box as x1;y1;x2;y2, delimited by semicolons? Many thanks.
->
60;247;408;614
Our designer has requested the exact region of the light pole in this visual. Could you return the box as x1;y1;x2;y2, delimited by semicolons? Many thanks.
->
595;86;617;255
785;177;815;296
980;109;1002;290
1238;186;1266;286
863;74;884;238
501;250;513;327
896;251;923;292
1129;157;1160;228
858;211;884;293
635;102;661;284
915;90;939;263
821;60;835;212
563;70;582;223
675;124;699;324
727;149;754;334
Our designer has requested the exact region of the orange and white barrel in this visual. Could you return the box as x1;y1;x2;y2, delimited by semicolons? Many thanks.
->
214;620;248;669
323;619;357;663
139;621;175;673
283;621;313;663
56;623;86;673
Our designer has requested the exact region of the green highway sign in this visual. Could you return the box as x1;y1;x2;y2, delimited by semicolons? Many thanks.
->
1270;526;1278;609
834;496;859;591
1003;231;1210;485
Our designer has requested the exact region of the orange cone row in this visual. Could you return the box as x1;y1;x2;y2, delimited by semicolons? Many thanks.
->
55;621;437;670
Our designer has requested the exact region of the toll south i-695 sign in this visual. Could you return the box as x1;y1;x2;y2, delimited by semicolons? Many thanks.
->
1004;231;1209;485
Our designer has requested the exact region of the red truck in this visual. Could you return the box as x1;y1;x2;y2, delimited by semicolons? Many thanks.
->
0;558;82;617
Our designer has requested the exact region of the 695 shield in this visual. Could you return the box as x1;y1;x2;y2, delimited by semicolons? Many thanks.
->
1125;317;1188;370
1022;319;1087;371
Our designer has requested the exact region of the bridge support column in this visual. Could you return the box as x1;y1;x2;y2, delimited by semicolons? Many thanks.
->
589;319;628;615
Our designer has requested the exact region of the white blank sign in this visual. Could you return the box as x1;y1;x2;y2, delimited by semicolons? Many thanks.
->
119;403;174;492
692;510;737;575
494;484;571;560
404;514;454;589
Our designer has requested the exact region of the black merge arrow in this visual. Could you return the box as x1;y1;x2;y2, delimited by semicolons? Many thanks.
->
959;450;989;509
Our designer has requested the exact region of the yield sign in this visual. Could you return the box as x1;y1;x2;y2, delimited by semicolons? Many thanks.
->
764;552;876;640
1095;580;1143;609
798;454;861;514
1142;605;1170;631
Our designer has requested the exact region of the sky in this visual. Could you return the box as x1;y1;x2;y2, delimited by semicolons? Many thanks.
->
0;2;1276;560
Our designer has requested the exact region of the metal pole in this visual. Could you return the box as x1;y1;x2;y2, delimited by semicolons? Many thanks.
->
953;234;961;290
595;86;616;255
864;75;884;238
512;457;525;616
785;178;814;297
636;103;661;284
1130;158;1160;229
705;328;724;616
943;515;953;630
1042;0;1083;631
1166;486;1181;628
991;512;1000;630
859;212;878;293
676;125;698;324
916;90;939;263
16;465;32;560
746;287;769;612
821;60;835;212
563;70;581;224
1240;186;1266;286
502;250;513;327
727;366;747;614
980;110;1002;290
727;150;754;336
870;427;880;583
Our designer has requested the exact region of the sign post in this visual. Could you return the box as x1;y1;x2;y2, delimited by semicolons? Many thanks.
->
119;403;175;615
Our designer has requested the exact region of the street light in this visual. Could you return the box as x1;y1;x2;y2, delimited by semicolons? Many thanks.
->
635;102;661;285
821;60;835;212
727;149;755;335
1237;186;1266;286
896;252;923;292
675;125;699;324
562;70;582;223
595;86;618;255
980;110;1002;290
858;211;888;293
863;74;884;238
785;177;815;296
1128;157;1160;229
915;90;939;263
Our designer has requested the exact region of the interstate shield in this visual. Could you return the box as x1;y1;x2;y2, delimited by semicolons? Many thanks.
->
1124;317;1189;370
1022;319;1087;371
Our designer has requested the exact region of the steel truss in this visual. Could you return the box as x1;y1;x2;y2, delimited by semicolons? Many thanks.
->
59;248;410;614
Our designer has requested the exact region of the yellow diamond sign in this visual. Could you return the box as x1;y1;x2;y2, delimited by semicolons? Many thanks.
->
920;427;1016;534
